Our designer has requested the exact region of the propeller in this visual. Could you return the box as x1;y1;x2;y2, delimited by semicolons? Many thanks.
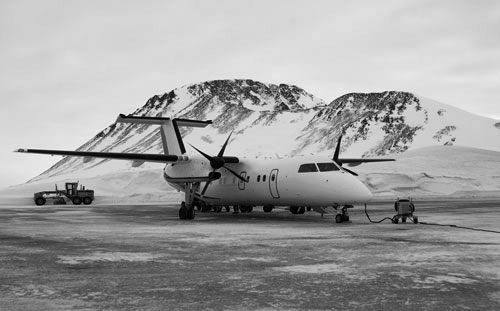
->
190;132;246;196
332;136;359;176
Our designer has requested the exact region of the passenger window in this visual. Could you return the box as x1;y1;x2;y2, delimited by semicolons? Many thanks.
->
257;175;261;182
317;162;340;172
263;175;266;182
271;174;275;181
298;163;318;173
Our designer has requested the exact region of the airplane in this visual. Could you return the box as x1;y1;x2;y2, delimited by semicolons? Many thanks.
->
16;114;395;222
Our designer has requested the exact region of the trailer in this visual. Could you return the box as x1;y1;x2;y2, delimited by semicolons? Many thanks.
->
34;182;94;206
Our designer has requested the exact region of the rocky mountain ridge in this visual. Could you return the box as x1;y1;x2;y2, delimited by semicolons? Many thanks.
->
31;79;500;182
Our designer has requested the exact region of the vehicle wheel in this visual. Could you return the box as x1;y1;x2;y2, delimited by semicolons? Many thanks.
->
298;206;305;214
247;206;253;213
290;206;299;214
413;216;419;224
72;197;82;205
35;197;46;206
179;202;187;220
393;218;399;224
335;214;343;223
83;197;92;205
186;207;195;220
240;206;247;213
344;215;350;222
263;205;273;213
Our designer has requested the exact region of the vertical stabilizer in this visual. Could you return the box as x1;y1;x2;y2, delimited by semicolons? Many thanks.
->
116;114;212;156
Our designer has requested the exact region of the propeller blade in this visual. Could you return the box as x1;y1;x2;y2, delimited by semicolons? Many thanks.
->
223;165;247;182
189;144;214;162
217;132;233;158
333;135;342;163
342;166;358;176
201;181;211;196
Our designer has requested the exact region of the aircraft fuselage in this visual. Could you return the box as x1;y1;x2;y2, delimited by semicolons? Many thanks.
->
164;155;373;207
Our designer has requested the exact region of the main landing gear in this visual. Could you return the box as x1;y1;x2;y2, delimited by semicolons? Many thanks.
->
178;183;197;220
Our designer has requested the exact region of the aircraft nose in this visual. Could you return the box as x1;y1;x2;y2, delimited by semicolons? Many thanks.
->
351;176;373;203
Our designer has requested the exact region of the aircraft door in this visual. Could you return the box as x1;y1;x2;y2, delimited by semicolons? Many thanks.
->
238;171;247;190
269;169;280;199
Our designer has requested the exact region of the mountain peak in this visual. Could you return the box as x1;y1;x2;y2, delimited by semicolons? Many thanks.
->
29;81;500;182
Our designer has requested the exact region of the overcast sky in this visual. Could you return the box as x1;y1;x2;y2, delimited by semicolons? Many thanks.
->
1;0;499;188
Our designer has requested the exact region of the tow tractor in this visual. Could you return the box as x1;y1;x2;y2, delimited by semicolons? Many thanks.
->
34;182;94;206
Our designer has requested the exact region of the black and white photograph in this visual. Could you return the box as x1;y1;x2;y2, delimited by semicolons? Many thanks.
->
1;0;499;310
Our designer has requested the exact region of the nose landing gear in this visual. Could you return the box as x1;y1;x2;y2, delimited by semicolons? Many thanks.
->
335;205;353;223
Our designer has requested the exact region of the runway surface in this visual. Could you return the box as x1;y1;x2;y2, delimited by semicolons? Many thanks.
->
1;199;499;310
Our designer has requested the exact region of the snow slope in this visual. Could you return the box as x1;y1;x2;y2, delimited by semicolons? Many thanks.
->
6;79;500;200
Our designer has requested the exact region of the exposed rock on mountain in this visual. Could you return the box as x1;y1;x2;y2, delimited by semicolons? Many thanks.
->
31;79;500;183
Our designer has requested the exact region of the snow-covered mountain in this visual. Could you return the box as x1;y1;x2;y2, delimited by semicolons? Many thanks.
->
20;79;500;198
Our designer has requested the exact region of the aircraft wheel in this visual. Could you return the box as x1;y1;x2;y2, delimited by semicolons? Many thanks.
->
186;207;195;220
306;206;312;212
72;197;82;205
263;205;273;213
247;206;253;213
240;206;247;213
290;206;299;214
179;202;187;220
393;218;399;224
35;197;46;206
83;197;92;205
335;214;343;223
298;206;305;214
225;206;230;212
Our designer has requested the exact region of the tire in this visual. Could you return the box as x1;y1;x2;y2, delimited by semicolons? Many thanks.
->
298;207;305;214
83;197;92;205
35;197;46;206
179;202;187;220
290;206;299;214
306;206;312;212
72;197;82;205
187;207;195;220
335;214;343;223
247;206;253;213
263;205;273;213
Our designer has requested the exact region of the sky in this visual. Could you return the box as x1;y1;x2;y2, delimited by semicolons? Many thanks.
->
1;0;499;188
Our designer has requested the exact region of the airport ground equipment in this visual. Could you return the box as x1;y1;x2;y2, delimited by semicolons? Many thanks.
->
364;199;418;224
393;198;418;224
34;182;94;206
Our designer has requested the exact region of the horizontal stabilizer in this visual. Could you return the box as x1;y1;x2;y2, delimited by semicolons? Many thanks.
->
15;149;186;163
116;114;212;128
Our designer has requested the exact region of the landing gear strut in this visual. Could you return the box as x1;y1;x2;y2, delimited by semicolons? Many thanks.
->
179;183;198;220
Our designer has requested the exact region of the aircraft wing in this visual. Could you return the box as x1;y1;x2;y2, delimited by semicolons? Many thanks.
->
15;148;182;163
338;157;395;166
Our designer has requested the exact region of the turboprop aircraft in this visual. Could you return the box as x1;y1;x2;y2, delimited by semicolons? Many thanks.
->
17;114;394;222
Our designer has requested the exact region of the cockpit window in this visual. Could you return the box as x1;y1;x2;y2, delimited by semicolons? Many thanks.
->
317;162;340;172
298;163;318;173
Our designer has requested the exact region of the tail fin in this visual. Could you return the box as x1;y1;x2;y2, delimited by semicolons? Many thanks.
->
116;114;212;155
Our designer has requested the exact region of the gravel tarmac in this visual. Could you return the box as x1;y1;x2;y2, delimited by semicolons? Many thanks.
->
1;199;499;310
